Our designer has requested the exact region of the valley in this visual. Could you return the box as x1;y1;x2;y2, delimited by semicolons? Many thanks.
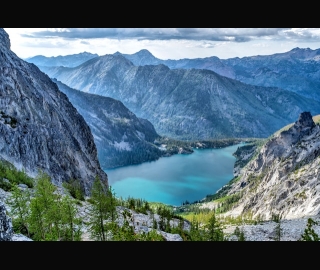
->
1;28;320;241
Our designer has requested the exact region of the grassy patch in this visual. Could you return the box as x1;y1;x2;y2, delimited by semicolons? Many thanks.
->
313;115;320;125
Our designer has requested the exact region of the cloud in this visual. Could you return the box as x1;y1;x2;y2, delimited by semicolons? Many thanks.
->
19;28;320;43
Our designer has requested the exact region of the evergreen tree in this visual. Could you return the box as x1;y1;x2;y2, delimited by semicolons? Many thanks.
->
111;209;135;241
28;172;61;241
233;226;246;241
299;218;320;241
205;211;225;241
188;217;205;241
87;176;112;241
60;195;83;241
27;172;82;241
106;186;118;223
272;212;283;241
6;184;31;237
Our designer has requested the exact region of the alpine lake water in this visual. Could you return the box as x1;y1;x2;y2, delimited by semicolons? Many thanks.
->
105;143;245;207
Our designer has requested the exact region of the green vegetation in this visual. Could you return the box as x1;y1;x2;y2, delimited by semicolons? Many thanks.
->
6;171;83;241
117;196;152;215
233;226;246;241
314;115;320;125
87;177;117;241
7;184;31;237
102;141;163;169
0;160;33;191
3;158;318;241
299;218;320;241
214;193;243;214
62;178;85;201
155;136;257;154
271;213;283;241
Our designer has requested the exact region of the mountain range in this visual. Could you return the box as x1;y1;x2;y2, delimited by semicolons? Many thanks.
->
26;52;99;68
37;54;320;140
30;47;320;102
119;48;320;102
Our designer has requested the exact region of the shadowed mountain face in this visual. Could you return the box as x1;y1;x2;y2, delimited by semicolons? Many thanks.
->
53;79;163;169
0;28;107;194
25;52;99;68
39;54;320;140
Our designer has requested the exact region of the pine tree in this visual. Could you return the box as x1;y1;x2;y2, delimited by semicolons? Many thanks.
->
60;195;83;241
28;172;62;240
205;211;225;241
272;212;283;241
299;218;320;241
233;226;246;241
87;176;112;241
188;217;205;241
27;172;82;241
6;184;31;237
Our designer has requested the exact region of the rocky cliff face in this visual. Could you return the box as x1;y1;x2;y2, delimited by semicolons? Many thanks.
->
38;54;320;140
0;28;107;194
53;79;163;169
0;201;13;241
219;112;320;220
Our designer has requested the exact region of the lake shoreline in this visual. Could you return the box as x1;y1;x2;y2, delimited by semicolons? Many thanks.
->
102;137;259;171
105;143;250;206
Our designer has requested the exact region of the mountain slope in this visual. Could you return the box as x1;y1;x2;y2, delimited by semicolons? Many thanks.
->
53;79;163;169
39;54;320;140
211;112;320;220
0;28;107;194
222;47;320;101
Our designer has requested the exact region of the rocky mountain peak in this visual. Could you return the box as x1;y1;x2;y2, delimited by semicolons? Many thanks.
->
0;28;10;50
279;111;316;148
295;111;315;130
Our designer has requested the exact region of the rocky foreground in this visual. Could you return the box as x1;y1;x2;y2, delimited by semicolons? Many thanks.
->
0;187;190;241
224;214;320;241
2;185;319;241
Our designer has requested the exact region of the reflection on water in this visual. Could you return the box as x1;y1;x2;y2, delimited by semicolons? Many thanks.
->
105;143;244;206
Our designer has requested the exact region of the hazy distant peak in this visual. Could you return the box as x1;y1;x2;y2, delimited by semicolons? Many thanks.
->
135;49;154;56
79;51;98;56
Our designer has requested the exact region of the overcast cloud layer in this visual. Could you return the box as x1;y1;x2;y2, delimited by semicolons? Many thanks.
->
4;28;320;60
19;28;320;41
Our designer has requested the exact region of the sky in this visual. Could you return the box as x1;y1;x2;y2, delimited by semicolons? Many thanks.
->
4;28;320;60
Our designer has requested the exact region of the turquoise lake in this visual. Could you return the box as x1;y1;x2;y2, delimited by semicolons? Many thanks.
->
105;143;244;206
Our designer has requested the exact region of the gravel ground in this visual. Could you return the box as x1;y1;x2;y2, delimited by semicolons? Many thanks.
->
223;214;320;241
